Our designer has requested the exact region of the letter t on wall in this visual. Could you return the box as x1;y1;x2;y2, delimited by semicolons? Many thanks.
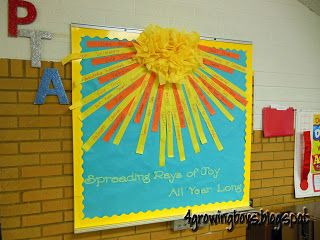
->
18;29;53;68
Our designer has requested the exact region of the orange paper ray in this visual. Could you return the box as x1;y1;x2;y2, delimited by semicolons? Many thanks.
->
210;77;247;106
203;58;234;74
151;85;164;132
198;45;240;60
105;75;145;110
103;100;134;142
197;76;234;110
188;77;215;115
92;52;136;65
98;63;140;84
87;40;134;48
134;73;157;123
172;84;186;128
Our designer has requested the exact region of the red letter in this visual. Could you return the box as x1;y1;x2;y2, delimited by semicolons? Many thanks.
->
8;0;37;37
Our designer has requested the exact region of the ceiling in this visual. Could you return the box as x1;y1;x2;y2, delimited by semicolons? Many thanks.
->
298;0;320;16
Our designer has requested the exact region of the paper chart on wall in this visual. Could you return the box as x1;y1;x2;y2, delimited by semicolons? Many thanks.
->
294;110;320;198
68;25;253;232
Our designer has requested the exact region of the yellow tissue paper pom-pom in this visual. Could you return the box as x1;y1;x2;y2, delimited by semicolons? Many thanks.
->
133;25;203;85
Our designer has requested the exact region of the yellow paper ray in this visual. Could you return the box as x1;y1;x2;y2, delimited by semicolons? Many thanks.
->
184;81;207;144
201;51;247;73
201;65;246;97
165;84;174;158
62;47;135;65
191;73;234;122
113;73;151;145
188;82;223;151
194;70;245;111
171;87;185;161
82;89;138;152
79;69;146;120
70;67;146;110
159;86;167;166
176;84;200;153
136;78;158;154
81;59;137;83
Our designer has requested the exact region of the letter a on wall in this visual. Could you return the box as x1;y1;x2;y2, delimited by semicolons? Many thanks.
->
34;68;69;105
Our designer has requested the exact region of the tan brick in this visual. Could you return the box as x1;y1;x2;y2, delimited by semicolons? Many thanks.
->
0;216;21;228
25;60;39;78
285;142;294;151
283;136;291;142
0;116;18;128
273;151;294;160
150;229;180;240
0;192;20;204
64;187;73;198
177;236;196;240
284;160;294;168
290;135;295;141
3;226;41;239
0;59;9;76
269;137;277;143
64;210;73;221
276;137;283;142
253;130;262;143
101;227;135;238
40;128;72;140
0;154;39;167
10;59;24;77
42;176;73;188
18;91;36;103
181;226;210;237
274;185;293;195
42;222;73;236
0;143;18;154
40;152;72;164
33;236;63;240
2;178;40;191
62;80;72;91
23;188;63;202
0;78;38;90
251;152;273;161
19;116;60;128
222;226;246;238
1;202;40;216
61;116;72;127
262;161;284;170
251;143;262;152
250;188;273;198
119;233;150;240
20;141;61;153
251;162;261;171
250;179;261;189
65;63;72;79
22;165;62;177
262;136;269;143
284;177;294;185
274;168;293;177
0;103;38;115
42;199;73;212
40;104;70;115
64;232;101;240
251;170;273;179
22;212;63;227
0;129;39;141
0;167;18;179
0;91;17;102
263;143;284;152
197;231;223;240
53;61;65;77
64;164;73;174
40;61;53;76
136;222;167;233
63;140;73;151
261;178;284;188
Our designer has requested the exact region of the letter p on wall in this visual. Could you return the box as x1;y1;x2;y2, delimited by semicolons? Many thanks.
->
8;0;37;37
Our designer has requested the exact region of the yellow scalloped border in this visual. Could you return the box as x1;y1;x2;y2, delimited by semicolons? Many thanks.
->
72;26;253;232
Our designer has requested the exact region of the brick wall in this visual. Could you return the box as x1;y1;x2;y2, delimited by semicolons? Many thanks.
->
0;59;319;240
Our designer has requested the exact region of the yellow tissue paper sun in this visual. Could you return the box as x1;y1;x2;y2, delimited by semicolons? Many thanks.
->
133;25;203;85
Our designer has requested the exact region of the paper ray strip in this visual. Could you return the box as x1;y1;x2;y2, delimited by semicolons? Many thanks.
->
113;73;151;145
136;78;158;154
98;63;140;84
152;85;164;132
87;40;134;48
166;84;174;158
62;48;135;65
198;45;240;60
203;58;234;74
92;52;136;65
172;84;186;128
159;85;167;166
176;84;200;153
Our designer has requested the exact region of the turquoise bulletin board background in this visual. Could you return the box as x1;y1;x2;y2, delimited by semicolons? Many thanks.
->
71;25;253;232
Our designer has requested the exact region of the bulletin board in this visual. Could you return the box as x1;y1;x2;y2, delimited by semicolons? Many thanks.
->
70;24;253;233
294;110;320;198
